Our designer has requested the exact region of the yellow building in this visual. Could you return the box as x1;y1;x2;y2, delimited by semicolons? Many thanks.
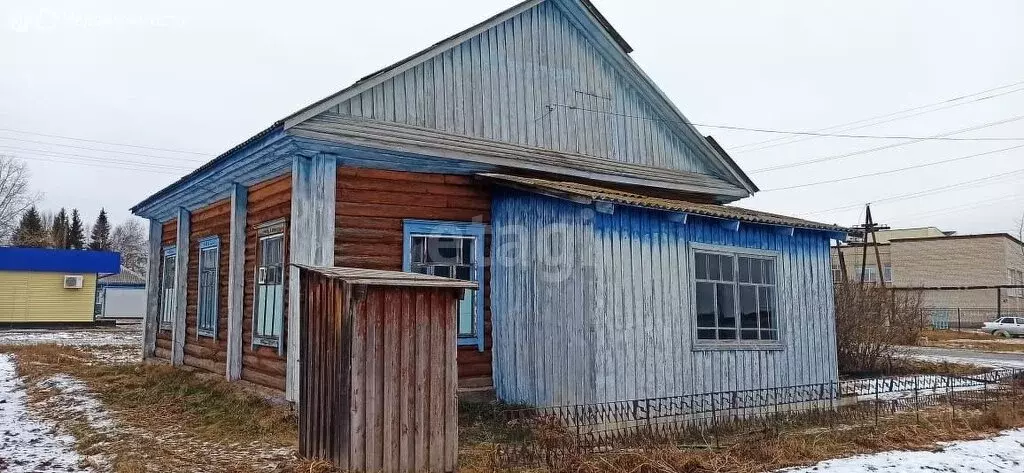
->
0;247;121;324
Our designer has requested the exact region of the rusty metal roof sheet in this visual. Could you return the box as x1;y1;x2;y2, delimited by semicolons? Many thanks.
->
292;264;479;289
483;174;849;234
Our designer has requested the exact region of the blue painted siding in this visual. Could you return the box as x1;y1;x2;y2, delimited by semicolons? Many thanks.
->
327;1;718;178
491;189;838;406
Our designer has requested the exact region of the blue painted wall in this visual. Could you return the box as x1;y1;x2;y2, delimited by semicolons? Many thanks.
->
490;189;838;406
327;0;721;179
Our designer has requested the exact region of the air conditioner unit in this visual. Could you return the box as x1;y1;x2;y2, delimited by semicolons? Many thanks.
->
63;275;84;289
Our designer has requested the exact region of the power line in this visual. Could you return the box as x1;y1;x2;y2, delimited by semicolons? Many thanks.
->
545;103;1024;142
762;143;1024;191
800;167;1024;216
0;127;213;156
6;151;190;175
0;146;194;172
749;114;1024;173
904;194;1022;221
0;136;208;163
730;79;1024;152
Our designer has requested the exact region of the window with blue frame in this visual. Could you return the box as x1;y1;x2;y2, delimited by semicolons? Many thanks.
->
160;247;176;330
403;220;485;350
197;237;220;338
253;220;286;350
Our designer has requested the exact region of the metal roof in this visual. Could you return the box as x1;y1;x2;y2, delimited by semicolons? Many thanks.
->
98;267;146;286
293;264;479;289
484;174;849;233
0;247;121;273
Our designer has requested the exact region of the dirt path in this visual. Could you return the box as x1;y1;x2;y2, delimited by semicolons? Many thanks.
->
0;353;90;472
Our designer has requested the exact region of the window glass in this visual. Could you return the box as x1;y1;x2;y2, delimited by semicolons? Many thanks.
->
197;243;219;338
160;252;176;329
254;227;285;349
695;250;778;344
409;234;478;337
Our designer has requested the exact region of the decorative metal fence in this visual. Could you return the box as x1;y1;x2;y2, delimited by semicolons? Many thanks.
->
494;370;1024;468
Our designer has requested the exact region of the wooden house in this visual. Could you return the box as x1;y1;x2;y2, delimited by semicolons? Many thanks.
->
131;0;846;405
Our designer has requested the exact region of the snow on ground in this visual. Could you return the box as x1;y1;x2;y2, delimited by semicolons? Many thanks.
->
0;326;141;347
37;374;115;431
779;428;1024;472
0;354;90;472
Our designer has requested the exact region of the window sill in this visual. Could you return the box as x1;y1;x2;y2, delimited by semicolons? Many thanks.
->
692;342;784;352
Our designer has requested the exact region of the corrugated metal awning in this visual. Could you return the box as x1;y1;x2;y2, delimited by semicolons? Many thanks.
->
483;173;849;234
292;264;478;289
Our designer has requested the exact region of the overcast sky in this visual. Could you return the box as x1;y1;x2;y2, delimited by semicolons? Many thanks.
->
2;0;1023;235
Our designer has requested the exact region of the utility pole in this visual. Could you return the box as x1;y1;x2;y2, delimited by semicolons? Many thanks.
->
850;204;890;288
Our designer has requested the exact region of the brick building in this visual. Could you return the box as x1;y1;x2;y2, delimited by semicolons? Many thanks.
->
832;230;1024;324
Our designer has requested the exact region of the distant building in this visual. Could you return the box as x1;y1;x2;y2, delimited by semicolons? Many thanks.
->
96;267;147;321
832;231;1024;322
0;247;121;324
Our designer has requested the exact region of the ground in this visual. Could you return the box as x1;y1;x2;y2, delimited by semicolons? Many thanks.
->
3;326;1024;472
782;428;1024;472
0;326;296;472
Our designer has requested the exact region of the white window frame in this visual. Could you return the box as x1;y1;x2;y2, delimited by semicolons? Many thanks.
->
251;219;286;352
689;243;784;351
883;264;893;284
159;246;176;331
196;236;220;338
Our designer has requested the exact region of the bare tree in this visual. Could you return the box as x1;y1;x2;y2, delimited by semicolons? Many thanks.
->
110;217;148;276
0;156;40;244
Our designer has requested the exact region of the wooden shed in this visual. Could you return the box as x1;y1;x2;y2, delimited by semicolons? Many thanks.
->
295;264;477;473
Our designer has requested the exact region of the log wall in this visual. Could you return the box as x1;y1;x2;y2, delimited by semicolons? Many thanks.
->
155;219;177;361
241;173;292;391
335;167;493;385
183;199;231;375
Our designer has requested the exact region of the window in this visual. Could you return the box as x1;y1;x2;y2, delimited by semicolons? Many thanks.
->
853;265;879;283
883;264;893;284
831;267;843;283
693;246;779;345
253;221;286;350
197;237;220;338
1009;269;1023;297
403;220;485;350
160;247;176;330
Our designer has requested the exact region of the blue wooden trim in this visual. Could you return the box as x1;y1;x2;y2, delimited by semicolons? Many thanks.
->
722;220;741;232
198;235;220;249
162;246;176;257
196;237;220;338
402;219;487;351
667;212;688;224
774;226;796;237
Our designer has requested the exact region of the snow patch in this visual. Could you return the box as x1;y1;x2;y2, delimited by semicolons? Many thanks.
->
0;354;90;472
0;327;140;347
779;428;1024;472
37;374;115;432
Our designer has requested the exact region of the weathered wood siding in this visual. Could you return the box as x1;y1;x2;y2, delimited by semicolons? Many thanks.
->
335;167;493;384
298;270;459;473
326;1;717;177
154;219;177;361
183;199;231;375
242;174;292;391
491;189;838;406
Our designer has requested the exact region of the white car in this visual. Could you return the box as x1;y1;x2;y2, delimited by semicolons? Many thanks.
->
981;317;1024;338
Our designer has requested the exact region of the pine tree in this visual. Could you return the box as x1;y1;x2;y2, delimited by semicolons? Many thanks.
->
51;207;69;249
88;208;112;250
11;206;48;247
68;209;86;249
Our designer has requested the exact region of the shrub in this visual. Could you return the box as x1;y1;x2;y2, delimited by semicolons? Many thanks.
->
835;283;924;375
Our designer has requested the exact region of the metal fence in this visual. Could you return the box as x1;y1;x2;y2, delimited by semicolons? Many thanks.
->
494;370;1024;468
925;308;1024;330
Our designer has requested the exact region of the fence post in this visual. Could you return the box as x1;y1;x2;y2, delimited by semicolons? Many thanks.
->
710;393;719;449
914;376;920;424
874;378;880;427
957;308;962;331
947;375;955;420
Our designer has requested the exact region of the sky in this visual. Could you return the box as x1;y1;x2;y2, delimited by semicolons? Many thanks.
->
1;0;1023;234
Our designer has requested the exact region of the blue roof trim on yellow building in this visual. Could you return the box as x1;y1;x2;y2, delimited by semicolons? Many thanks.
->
0;247;121;273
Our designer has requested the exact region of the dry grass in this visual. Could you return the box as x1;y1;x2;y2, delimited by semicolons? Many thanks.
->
468;402;1024;473
919;329;993;342
1;343;297;472
917;331;1024;353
